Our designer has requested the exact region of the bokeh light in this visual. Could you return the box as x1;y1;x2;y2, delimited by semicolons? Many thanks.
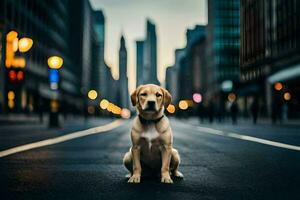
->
100;99;109;109
193;93;202;103
228;93;236;102
18;37;33;52
283;92;291;101
6;31;18;42
121;108;131;119
87;106;95;114
179;100;188;110
274;82;283;91
47;56;63;69
166;104;176;113
7;91;15;100
87;90;98;100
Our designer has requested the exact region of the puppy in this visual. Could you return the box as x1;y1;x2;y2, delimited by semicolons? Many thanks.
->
123;84;183;184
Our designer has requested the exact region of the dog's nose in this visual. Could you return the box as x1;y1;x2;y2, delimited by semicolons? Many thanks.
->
147;101;156;110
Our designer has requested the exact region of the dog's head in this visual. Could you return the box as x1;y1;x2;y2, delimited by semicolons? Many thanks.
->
131;84;172;114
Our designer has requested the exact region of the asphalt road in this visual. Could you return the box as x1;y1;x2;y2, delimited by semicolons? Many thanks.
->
0;118;300;200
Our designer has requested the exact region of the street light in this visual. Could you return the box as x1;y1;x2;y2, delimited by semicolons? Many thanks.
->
48;56;63;69
47;56;63;128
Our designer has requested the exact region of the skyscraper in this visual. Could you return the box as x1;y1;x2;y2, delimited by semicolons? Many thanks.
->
91;10;106;97
119;35;129;108
207;0;240;105
240;0;300;118
135;19;159;87
136;40;144;87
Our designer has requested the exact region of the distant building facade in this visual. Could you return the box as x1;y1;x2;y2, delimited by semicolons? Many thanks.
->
178;25;206;99
119;35;129;108
207;0;240;107
165;49;186;104
136;40;144;87
136;19;159;87
240;0;300;118
0;0;81;114
91;10;106;98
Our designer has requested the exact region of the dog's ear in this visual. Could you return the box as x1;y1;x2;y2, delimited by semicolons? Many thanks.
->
131;85;142;106
161;88;172;108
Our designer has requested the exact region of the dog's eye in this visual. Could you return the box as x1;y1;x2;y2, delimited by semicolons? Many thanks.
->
140;93;147;97
156;93;162;97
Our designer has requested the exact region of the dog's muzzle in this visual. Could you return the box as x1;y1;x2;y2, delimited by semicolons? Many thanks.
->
145;101;156;111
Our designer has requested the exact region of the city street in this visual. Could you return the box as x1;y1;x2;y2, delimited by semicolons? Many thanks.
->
1;118;300;199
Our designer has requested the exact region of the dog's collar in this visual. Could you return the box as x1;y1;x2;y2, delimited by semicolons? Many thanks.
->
138;115;164;125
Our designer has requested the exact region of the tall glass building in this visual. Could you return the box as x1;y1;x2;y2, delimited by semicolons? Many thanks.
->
207;0;240;100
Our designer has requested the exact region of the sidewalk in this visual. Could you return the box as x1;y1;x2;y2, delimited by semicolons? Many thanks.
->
0;114;40;125
174;116;300;128
0;114;115;127
0;117;116;151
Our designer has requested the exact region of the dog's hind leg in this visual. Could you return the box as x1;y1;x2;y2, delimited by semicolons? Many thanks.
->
123;151;132;177
170;148;184;178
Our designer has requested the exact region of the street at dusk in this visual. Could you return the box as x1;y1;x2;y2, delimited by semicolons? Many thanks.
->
1;0;300;199
1;118;300;199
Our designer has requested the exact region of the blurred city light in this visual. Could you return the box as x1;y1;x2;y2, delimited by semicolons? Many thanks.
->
221;80;233;92
166;104;176;113
111;105;122;115
283;92;291;101
121;108;131;119
8;100;15;109
49;69;59;83
87;106;95;114
12;38;18;52
228;93;236;102
179;100;188;110
274;82;283;91
99;99;109;109
7;91;15;100
7;90;16;109
87;90;98;100
50;100;59;113
192;93;202;103
47;56;63;69
8;70;16;81
12;57;26;68
50;83;58;90
107;103;114;112
16;71;23;81
18;37;33;52
6;31;18;42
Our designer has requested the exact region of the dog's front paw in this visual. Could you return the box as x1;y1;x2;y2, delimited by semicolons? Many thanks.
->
161;173;173;184
128;174;141;183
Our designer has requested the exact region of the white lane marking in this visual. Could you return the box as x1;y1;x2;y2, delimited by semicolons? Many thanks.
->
0;120;125;158
196;126;300;152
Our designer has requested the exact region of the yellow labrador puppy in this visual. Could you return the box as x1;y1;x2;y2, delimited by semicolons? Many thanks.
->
123;84;183;184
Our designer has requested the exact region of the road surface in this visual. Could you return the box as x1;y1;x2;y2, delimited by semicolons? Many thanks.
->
0;118;300;199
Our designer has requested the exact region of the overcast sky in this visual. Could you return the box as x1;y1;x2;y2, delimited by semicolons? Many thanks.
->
89;0;207;93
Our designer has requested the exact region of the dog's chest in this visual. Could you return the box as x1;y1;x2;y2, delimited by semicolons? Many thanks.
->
141;125;159;141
